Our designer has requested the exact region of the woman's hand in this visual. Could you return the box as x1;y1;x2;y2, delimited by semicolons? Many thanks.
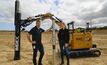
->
32;41;36;44
64;43;68;48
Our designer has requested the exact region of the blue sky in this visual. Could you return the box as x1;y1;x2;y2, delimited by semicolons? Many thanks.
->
0;0;107;30
0;22;14;30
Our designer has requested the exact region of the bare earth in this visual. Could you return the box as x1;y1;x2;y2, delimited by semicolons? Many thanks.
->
0;30;107;65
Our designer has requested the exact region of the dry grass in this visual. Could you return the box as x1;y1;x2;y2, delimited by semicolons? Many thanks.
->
0;30;107;65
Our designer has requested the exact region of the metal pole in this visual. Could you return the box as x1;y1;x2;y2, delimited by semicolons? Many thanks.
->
72;21;74;33
86;22;89;31
52;19;56;65
14;0;21;60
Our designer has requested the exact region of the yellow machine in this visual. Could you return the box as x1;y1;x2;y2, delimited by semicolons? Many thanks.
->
66;22;101;57
70;32;92;49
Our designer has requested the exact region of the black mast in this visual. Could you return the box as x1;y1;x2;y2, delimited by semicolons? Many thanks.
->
14;0;21;60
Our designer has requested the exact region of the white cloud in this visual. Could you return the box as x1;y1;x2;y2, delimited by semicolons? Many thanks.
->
0;0;107;30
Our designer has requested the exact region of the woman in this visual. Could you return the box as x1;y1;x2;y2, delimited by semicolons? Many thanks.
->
57;23;70;65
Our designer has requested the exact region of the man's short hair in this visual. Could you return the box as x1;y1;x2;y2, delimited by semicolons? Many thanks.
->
36;18;41;22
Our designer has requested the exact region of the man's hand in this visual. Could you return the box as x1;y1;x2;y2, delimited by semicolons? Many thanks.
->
32;41;36;49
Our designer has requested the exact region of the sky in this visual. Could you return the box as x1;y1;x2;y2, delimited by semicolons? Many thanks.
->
0;0;107;30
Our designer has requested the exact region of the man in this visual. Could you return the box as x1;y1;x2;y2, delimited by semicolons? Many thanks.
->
57;23;70;65
27;18;45;65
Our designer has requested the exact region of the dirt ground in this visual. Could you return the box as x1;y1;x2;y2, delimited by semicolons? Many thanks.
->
0;30;107;65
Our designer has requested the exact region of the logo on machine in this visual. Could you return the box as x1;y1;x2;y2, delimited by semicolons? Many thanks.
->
86;37;91;41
